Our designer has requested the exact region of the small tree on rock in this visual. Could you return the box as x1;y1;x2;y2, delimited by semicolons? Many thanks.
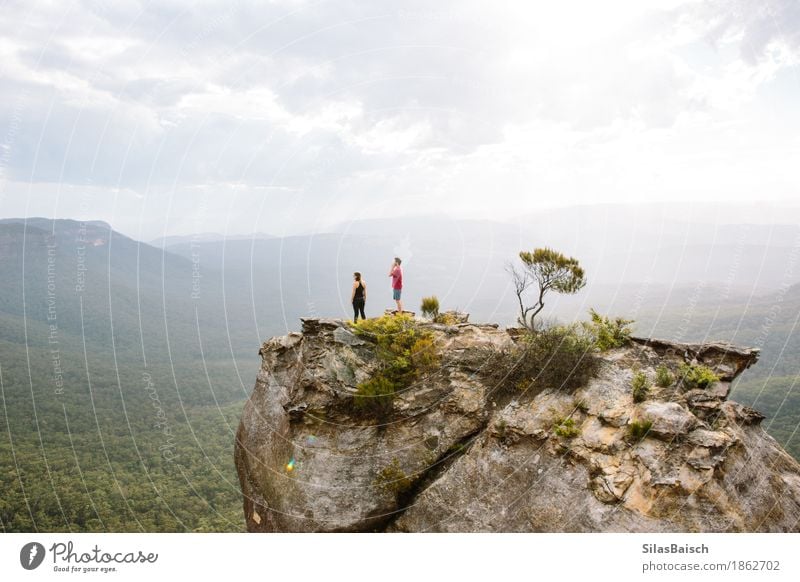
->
508;248;586;330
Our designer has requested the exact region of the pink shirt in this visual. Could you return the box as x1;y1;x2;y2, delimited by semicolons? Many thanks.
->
391;266;403;289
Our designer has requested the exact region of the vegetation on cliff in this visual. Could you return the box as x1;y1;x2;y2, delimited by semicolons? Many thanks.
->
585;308;634;350
480;323;600;398
631;370;651;403
679;362;720;389
237;312;800;533
350;314;440;415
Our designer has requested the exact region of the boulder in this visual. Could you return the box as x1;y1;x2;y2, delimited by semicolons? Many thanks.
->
236;321;800;532
637;401;699;439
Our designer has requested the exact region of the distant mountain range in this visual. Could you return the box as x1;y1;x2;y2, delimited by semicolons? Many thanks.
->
149;232;276;248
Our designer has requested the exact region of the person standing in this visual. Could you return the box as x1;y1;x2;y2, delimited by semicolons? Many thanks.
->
389;257;403;313
351;272;367;322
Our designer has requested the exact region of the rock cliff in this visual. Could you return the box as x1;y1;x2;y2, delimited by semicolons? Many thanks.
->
235;317;800;532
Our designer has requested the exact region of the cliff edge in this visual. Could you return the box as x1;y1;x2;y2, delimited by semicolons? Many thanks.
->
235;317;800;532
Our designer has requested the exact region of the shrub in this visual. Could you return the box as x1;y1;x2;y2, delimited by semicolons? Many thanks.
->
553;416;580;438
655;365;674;388
585;308;634;350
434;312;459;325
374;458;414;496
354;376;396;415
521;325;600;391
352;314;422;380
574;398;589;413
351;314;440;416
628;419;653;441
679;363;719;389
352;313;417;352
420;296;440;320
631;371;651;403
482;324;600;397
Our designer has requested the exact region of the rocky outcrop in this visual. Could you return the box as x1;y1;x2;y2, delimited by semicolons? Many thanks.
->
235;318;800;532
630;336;760;381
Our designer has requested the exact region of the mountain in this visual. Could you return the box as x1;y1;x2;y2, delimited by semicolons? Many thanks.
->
150;232;275;248
0;218;256;532
161;214;800;328
0;217;114;230
235;316;800;532
134;211;800;335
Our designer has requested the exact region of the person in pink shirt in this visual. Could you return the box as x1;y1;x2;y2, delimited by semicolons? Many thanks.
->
389;257;403;313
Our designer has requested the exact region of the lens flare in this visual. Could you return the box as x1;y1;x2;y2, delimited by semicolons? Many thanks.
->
286;457;295;472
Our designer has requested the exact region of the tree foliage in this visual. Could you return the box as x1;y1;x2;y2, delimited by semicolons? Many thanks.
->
508;248;586;330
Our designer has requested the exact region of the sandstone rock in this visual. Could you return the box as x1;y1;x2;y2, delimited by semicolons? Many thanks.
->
687;428;736;449
686;447;728;470
237;321;800;532
260;332;302;354
236;319;509;532
683;389;724;420
300;317;341;335
637;401;699;439
579;417;626;454
590;456;636;503
631;336;759;380
578;370;633;427
383;309;416;317
722;401;766;425
332;326;365;347
441;310;470;323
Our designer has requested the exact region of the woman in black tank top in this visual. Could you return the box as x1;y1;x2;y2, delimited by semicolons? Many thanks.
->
351;272;367;322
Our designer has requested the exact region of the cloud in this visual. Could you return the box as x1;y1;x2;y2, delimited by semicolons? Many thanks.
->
701;0;800;63
0;0;797;238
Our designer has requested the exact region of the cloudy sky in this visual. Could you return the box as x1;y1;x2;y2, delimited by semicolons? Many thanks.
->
0;0;798;240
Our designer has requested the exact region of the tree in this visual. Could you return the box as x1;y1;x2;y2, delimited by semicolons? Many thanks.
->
508;248;586;330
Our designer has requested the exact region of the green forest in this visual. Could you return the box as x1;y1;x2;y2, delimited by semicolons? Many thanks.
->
0;220;256;532
0;333;248;531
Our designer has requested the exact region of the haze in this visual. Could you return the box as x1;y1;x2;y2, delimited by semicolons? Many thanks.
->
1;0;799;240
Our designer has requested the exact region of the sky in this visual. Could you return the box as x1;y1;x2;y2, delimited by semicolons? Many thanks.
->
0;0;798;240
